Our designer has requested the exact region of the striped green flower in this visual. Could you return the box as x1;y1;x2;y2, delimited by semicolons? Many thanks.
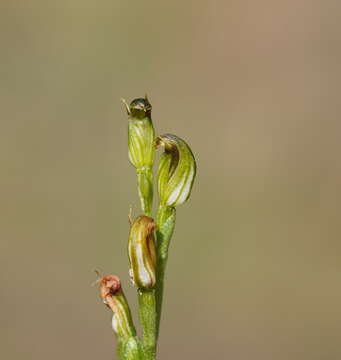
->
128;216;157;289
123;96;155;216
125;96;155;170
157;134;196;207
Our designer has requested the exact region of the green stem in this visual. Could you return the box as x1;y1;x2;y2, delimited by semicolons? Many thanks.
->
136;167;157;358
137;167;153;216
138;289;157;360
117;337;143;360
155;205;176;338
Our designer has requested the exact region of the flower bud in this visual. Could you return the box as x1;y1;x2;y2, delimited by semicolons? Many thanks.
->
124;96;155;170
157;134;197;207
128;216;157;289
98;275;137;340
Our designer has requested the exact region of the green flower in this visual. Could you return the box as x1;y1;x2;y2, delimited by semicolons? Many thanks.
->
128;216;157;289
157;134;196;207
123;96;155;170
123;96;155;216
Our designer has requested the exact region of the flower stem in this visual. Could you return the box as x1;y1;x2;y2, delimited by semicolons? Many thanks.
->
117;337;143;360
138;289;157;360
137;167;153;217
155;205;176;337
135;168;157;358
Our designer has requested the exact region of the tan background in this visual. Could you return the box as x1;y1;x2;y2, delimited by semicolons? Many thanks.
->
1;1;340;359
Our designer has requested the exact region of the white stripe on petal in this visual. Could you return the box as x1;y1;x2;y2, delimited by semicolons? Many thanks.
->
166;175;186;206
175;165;195;205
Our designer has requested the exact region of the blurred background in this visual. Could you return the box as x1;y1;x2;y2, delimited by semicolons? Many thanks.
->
1;1;340;359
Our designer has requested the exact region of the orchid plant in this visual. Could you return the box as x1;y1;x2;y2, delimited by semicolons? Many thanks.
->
96;96;197;360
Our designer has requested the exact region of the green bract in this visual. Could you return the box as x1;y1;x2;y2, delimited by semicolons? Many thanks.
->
128;216;157;289
157;134;197;207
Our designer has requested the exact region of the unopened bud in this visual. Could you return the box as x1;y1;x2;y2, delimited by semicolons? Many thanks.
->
128;216;157;289
98;275;136;340
157;134;197;207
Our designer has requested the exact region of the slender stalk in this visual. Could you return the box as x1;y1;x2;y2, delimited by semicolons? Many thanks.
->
138;289;157;360
117;337;142;360
135;170;157;359
136;167;153;217
155;205;176;337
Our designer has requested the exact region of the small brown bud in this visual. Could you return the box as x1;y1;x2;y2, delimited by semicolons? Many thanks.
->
99;275;121;307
